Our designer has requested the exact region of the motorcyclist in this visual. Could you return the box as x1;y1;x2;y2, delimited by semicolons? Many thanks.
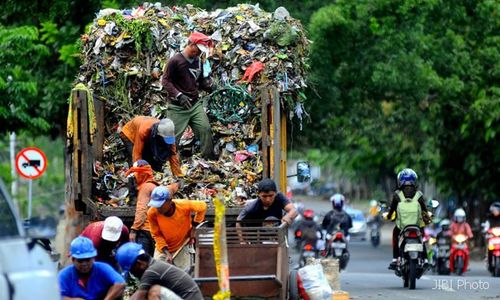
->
484;202;500;231
484;202;500;269
448;208;473;241
367;199;381;224
322;194;353;239
296;209;323;249
385;168;432;270
437;219;451;238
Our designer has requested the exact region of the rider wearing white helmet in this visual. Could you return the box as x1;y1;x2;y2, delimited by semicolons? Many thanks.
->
449;208;473;240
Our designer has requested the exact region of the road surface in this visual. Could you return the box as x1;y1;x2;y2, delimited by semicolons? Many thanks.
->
292;197;500;300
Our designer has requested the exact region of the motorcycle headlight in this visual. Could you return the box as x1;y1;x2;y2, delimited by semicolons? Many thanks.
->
454;234;467;243
492;227;500;237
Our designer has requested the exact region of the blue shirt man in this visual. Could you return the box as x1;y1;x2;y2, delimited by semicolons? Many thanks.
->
59;236;125;300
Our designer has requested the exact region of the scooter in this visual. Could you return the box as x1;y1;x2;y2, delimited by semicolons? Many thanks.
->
324;228;349;270
298;240;319;267
435;233;452;275
449;234;469;275
368;216;381;248
486;227;500;277
396;225;426;290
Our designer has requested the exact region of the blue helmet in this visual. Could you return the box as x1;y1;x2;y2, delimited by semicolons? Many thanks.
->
148;186;171;208
116;242;145;276
397;168;418;188
70;236;97;259
330;193;345;210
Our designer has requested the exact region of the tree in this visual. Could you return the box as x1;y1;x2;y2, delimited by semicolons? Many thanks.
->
305;0;499;204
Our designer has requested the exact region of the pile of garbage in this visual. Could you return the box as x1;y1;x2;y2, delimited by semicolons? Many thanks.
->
79;3;309;207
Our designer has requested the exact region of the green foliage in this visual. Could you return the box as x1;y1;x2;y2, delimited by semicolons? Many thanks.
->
0;134;64;218
305;0;500;201
0;25;51;133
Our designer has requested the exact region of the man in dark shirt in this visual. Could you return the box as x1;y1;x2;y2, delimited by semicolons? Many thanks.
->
116;242;202;300
237;178;298;227
161;31;215;159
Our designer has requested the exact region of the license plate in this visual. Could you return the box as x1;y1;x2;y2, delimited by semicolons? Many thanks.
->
333;242;346;249
490;238;500;245
439;245;450;250
455;244;465;249
303;251;315;257
404;243;423;252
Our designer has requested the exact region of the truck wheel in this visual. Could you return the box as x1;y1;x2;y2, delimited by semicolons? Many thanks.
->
289;270;299;300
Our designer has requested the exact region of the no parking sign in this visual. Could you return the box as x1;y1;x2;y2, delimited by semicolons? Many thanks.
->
15;147;47;179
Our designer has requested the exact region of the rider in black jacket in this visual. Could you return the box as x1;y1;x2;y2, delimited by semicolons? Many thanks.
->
322;194;353;238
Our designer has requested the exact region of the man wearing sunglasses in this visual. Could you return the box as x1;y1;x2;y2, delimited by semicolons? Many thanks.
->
120;116;183;176
58;236;125;300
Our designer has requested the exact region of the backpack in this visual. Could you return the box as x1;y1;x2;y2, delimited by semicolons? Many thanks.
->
396;191;422;229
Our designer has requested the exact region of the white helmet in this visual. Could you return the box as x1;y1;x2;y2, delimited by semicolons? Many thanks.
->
454;208;466;223
369;199;378;207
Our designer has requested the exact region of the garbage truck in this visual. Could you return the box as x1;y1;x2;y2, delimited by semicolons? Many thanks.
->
60;3;310;266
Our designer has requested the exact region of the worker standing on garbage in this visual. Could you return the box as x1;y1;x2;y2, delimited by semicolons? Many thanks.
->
147;185;207;272
120;116;183;176
80;216;129;270
161;31;216;159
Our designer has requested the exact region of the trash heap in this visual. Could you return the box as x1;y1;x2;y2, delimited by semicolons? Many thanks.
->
79;3;309;208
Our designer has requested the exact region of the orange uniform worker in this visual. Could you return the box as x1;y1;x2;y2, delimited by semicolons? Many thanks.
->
120;116;182;175
125;160;160;256
147;186;207;272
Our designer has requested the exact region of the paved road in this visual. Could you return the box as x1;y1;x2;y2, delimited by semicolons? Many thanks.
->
293;197;500;300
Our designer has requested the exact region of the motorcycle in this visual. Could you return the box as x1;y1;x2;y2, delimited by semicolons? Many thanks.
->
486;227;500;277
395;225;426;290
435;233;452;275
324;228;349;270
449;234;469;275
424;235;437;273
367;216;381;248
298;241;319;267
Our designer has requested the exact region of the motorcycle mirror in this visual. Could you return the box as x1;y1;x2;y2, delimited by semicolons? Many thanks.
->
24;216;57;239
296;161;311;183
431;200;440;209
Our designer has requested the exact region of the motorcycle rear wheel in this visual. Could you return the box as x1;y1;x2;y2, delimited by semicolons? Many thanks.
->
409;259;417;289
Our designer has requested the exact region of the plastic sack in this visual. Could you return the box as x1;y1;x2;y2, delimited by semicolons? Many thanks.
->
297;263;332;300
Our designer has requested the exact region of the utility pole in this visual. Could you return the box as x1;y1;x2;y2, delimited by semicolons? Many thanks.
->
9;132;18;208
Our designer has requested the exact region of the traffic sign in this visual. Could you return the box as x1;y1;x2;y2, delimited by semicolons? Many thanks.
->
15;147;48;179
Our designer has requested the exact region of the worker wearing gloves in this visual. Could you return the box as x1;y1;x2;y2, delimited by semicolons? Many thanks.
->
147;185;207;272
161;31;216;159
120;116;183;175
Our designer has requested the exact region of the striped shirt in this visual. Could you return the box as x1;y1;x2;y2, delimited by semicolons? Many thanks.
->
139;259;202;300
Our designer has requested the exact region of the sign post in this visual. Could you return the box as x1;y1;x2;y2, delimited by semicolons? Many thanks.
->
15;147;48;219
